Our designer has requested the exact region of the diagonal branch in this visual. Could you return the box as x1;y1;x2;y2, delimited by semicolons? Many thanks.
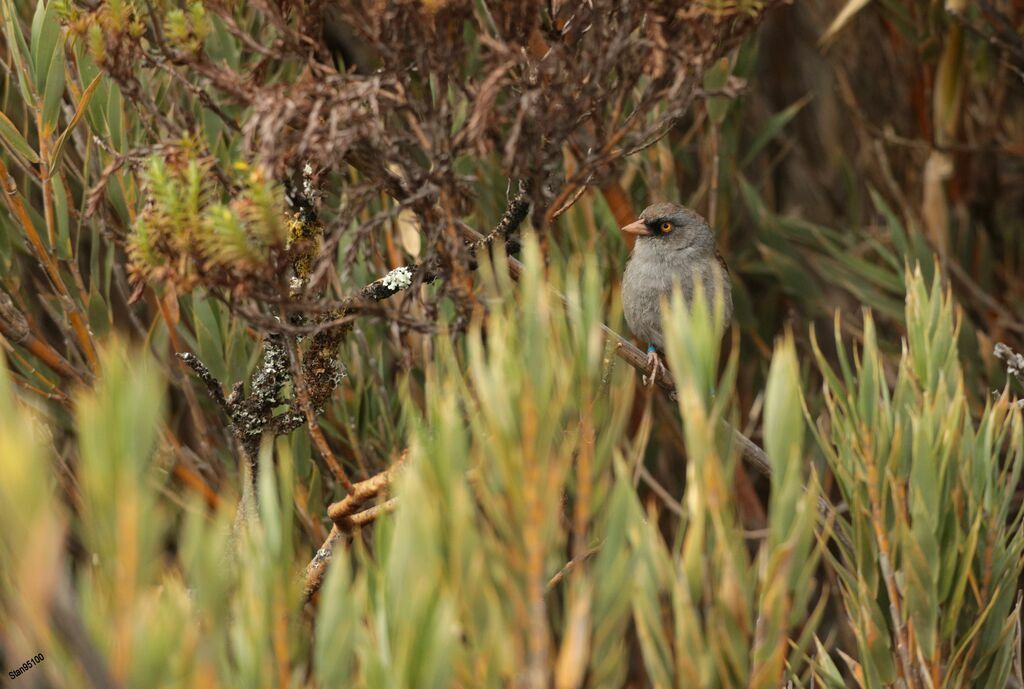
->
303;491;399;601
176;352;231;417
327;455;405;523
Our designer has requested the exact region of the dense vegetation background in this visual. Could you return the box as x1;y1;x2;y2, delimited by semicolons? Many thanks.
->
2;0;1024;687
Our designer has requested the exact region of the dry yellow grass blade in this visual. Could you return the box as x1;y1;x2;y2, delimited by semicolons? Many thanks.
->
819;0;874;46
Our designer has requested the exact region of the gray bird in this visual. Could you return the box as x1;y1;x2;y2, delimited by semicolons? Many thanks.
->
620;203;732;386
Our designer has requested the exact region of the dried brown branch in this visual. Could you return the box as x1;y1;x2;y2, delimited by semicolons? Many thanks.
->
282;332;355;492
348;498;397;527
0;158;98;374
300;460;408;587
0;291;85;384
175;352;230;417
327;456;406;524
177;332;290;480
179;180;532;489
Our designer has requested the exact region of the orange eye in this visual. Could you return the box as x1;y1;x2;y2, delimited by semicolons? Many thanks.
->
660;221;672;232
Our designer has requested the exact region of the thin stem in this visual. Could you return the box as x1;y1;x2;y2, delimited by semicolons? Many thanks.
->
283;332;355;492
38;112;57;249
0;290;85;384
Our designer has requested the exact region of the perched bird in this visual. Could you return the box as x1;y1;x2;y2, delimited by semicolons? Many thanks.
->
620;203;732;386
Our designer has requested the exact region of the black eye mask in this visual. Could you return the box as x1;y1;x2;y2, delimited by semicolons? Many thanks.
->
645;219;675;235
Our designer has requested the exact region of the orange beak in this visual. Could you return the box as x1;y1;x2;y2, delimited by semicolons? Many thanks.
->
620;219;652;236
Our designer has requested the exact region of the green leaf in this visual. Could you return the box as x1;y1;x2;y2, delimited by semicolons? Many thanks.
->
742;94;812;167
87;285;112;338
3;0;36;103
193;295;227;382
30;0;48;75
903;528;939;657
812;638;847;689
50;72;104;173
764;332;804;477
0;213;13;263
315;554;361;685
76;344;165;588
0;111;40;164
74;49;109;133
31;0;63;94
40;35;66;131
52;172;71;259
106;83;124;150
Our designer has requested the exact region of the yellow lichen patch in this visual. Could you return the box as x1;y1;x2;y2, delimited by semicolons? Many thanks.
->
287;213;323;281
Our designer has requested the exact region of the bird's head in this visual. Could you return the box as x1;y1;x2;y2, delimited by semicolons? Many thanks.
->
620;203;715;253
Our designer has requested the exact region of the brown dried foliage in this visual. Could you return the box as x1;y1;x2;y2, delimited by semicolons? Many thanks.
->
71;0;783;413
62;0;784;500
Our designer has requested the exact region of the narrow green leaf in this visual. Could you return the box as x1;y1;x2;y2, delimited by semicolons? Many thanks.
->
31;0;62;95
30;0;46;62
106;83;124;150
74;49;109;133
50;72;104;172
812;638;847;689
315;554;360;685
764;332;804;484
41;36;66;130
193;295;227;382
3;0;36;103
0;111;40;164
742;94;812;167
52;172;71;259
87;286;111;338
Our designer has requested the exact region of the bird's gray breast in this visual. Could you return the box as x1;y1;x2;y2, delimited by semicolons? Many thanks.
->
621;243;731;350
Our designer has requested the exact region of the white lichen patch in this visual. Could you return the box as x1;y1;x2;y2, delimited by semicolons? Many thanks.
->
302;163;315;198
381;266;413;292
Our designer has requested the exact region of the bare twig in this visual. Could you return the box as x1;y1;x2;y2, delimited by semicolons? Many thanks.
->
176;352;231;417
177;331;290;482
348;497;397;527
0;158;98;373
302;498;398;600
327;456;406;523
282;332;355;492
0;291;85;384
303;524;344;600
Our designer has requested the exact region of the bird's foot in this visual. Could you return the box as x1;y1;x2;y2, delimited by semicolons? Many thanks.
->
643;346;664;387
